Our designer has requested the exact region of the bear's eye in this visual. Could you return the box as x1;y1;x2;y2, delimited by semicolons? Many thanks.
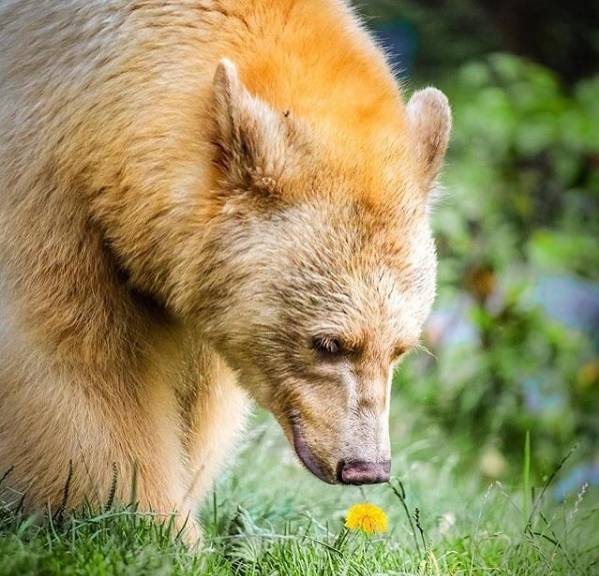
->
392;344;408;362
311;336;343;358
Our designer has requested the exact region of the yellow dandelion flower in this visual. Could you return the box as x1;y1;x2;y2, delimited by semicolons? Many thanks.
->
345;503;388;534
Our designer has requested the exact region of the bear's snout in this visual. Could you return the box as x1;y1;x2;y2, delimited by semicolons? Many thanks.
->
337;460;391;485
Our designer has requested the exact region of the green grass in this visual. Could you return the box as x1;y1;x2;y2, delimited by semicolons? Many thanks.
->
1;407;597;575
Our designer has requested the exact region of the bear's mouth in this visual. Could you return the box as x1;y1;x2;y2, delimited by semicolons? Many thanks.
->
289;413;337;484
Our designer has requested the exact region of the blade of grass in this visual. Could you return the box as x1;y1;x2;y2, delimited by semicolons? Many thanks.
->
523;430;531;526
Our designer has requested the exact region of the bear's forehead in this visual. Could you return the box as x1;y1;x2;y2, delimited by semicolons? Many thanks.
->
282;255;433;347
345;263;433;332
279;193;426;251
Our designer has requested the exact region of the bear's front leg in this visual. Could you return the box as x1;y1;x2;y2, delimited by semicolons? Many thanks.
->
176;340;251;514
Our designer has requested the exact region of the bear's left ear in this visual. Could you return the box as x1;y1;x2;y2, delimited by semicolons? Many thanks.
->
211;59;293;190
406;87;452;189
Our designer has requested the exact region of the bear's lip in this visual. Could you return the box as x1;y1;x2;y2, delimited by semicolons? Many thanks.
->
289;414;337;484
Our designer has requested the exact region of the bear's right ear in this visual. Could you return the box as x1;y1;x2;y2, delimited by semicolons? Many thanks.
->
406;87;452;190
211;59;291;189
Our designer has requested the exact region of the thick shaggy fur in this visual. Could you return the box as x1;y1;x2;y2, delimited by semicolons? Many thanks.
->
0;0;451;541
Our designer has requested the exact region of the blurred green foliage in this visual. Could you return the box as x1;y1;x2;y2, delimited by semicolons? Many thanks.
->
361;0;598;83
393;53;599;477
440;55;598;278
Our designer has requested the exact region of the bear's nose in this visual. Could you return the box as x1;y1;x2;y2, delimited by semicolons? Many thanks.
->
337;460;391;485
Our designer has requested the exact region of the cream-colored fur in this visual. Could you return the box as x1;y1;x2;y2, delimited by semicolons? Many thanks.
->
0;0;450;541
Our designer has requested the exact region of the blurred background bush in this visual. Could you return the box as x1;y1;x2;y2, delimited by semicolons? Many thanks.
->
359;0;598;494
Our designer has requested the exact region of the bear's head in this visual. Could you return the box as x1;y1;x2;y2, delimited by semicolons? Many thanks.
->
188;60;451;485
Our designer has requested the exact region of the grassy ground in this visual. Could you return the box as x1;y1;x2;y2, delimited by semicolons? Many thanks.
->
1;399;597;575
